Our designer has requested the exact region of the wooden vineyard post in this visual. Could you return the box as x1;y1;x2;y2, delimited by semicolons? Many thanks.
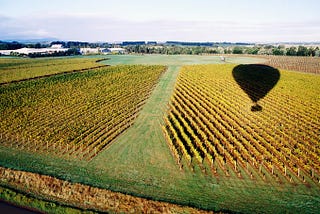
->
259;163;262;173
16;135;19;149
19;138;23;149
211;157;214;168
81;143;84;159
272;164;274;175
284;165;287;176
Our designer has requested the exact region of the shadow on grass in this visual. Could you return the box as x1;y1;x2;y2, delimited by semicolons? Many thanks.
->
232;64;280;112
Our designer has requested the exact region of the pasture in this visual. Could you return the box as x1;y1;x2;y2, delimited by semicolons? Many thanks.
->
0;55;319;213
102;54;266;65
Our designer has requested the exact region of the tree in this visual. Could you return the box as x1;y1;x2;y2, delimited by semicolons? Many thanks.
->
314;47;320;57
0;41;23;50
297;46;308;56
272;48;284;55
35;43;41;49
232;47;243;54
308;47;316;56
246;47;260;55
286;47;297;56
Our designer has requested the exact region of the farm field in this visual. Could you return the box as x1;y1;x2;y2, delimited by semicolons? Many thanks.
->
102;54;267;66
264;55;320;74
164;64;320;184
0;63;166;160
0;55;319;213
0;57;107;84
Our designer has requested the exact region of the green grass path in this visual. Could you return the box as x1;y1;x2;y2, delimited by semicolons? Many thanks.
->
90;65;181;182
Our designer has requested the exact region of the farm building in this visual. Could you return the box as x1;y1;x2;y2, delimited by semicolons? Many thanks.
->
80;48;103;55
0;45;68;56
0;50;13;55
102;48;126;55
50;44;64;49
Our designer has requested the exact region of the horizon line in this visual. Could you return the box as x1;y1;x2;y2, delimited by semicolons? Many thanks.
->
2;39;320;45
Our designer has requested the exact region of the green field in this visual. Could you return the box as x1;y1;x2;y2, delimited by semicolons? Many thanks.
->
102;54;267;65
0;55;319;213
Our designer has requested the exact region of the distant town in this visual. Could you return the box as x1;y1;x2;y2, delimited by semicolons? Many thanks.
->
1;40;320;57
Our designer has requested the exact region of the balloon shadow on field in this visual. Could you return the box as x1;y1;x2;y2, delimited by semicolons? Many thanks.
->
232;64;280;112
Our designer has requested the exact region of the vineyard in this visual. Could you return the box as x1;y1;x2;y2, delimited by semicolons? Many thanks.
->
163;64;320;186
0;57;108;84
263;55;320;74
0;64;166;160
0;55;319;213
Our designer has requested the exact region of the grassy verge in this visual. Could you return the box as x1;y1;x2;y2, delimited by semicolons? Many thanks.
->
0;186;97;214
0;166;214;214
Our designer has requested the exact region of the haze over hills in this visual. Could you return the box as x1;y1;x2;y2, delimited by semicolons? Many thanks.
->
1;38;320;46
1;38;58;44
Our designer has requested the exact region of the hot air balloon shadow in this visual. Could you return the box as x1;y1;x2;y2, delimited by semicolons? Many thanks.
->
232;64;280;112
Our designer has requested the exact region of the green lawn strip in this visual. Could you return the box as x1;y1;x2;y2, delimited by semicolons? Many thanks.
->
90;65;181;175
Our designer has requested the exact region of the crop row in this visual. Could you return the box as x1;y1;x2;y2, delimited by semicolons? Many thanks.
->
0;57;105;83
163;64;320;186
0;65;166;160
263;55;320;74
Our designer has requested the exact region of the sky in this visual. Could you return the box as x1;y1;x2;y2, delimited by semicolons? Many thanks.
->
0;0;319;43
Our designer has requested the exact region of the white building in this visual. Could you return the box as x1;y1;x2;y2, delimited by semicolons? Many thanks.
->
102;48;126;54
50;44;64;49
0;45;69;56
80;48;104;55
0;50;14;55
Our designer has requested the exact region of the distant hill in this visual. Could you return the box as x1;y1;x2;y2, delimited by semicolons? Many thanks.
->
2;38;58;44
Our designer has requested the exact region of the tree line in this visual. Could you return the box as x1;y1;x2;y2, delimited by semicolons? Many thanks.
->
1;40;319;57
0;41;110;50
125;45;320;57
